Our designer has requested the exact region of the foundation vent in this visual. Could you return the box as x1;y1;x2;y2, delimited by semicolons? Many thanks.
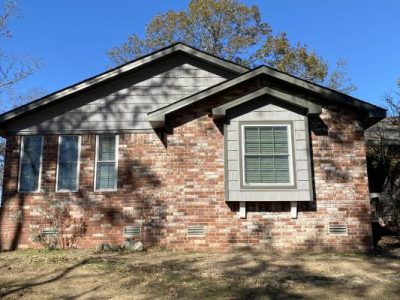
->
42;228;58;236
187;225;205;237
329;224;347;235
124;225;141;238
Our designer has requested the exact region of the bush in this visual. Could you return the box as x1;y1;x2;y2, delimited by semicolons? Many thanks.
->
31;198;86;250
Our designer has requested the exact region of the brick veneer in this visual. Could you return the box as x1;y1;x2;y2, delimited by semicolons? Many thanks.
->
0;106;372;251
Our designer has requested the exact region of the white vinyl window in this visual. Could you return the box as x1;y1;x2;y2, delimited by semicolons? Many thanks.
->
95;135;118;191
19;136;43;192
56;136;80;192
242;124;294;186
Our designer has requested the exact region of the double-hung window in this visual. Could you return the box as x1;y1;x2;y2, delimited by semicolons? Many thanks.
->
57;136;80;191
95;135;118;191
19;136;43;192
242;124;293;186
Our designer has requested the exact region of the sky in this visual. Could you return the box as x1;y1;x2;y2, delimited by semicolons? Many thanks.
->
3;0;400;108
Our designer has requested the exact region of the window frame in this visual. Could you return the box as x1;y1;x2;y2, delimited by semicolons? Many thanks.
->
18;135;44;193
56;135;81;192
94;134;118;191
240;122;296;189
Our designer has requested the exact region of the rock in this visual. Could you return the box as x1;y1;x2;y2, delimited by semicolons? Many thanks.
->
132;241;144;251
123;240;144;252
95;243;116;252
95;243;104;252
103;243;114;251
123;240;134;250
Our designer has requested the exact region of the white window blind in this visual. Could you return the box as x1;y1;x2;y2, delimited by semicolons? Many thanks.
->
95;135;117;190
243;125;292;185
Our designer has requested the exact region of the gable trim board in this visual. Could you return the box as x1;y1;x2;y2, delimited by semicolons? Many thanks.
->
0;43;248;133
148;66;386;129
212;86;322;119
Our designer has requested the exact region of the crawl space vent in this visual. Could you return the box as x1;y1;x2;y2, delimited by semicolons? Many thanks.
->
42;228;58;236
123;225;141;238
187;225;205;236
329;224;347;235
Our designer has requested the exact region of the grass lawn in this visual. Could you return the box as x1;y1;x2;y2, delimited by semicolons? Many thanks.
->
0;237;399;299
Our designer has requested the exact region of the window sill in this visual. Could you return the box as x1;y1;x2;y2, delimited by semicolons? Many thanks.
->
94;189;118;192
240;184;297;190
18;190;41;194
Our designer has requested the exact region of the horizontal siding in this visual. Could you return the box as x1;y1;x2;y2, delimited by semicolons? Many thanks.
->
5;54;233;134
225;102;313;202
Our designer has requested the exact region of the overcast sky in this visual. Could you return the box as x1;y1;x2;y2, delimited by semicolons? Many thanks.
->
4;0;400;107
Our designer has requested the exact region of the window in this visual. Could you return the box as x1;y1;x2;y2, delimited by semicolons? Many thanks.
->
19;136;43;192
95;135;118;190
242;124;293;186
57;136;80;191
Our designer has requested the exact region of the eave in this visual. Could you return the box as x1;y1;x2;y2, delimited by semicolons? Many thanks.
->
148;66;386;129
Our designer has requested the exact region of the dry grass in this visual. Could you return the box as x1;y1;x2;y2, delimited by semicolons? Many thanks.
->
0;238;399;299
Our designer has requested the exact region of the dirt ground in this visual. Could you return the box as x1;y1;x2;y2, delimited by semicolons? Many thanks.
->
0;236;399;300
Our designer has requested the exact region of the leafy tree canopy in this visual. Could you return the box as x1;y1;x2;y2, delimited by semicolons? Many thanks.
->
107;0;356;93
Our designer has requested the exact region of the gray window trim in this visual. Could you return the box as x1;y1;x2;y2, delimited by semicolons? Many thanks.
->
56;135;81;192
94;134;119;191
18;135;44;193
304;117;315;201
223;123;229;201
239;121;297;190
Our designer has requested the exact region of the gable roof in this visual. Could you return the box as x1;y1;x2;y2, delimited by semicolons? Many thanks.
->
0;42;248;125
0;43;386;132
148;66;386;128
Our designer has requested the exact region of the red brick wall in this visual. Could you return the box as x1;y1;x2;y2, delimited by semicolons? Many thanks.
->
0;107;372;251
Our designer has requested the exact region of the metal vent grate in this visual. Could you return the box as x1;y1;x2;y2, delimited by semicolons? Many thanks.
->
123;225;141;238
187;225;205;236
329;224;347;235
42;228;58;236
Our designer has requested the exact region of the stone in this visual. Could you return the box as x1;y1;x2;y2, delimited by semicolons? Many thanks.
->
123;240;144;252
95;243;103;252
95;243;115;252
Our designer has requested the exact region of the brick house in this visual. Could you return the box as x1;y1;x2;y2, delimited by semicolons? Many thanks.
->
0;43;386;251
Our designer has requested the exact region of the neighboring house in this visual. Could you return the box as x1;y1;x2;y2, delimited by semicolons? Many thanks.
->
365;117;400;229
365;117;400;147
0;43;386;251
